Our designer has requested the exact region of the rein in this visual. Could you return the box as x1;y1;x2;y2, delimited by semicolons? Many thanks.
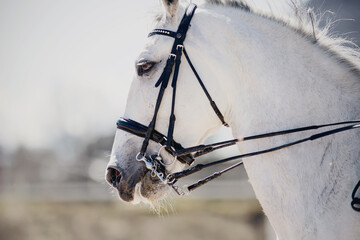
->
119;118;360;195
116;3;360;211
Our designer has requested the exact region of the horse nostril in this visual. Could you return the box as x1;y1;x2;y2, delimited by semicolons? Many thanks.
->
106;167;122;188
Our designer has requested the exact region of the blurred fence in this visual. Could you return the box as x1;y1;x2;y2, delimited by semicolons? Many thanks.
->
0;180;256;202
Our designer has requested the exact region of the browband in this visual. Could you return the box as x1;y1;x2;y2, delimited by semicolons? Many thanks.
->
148;29;177;38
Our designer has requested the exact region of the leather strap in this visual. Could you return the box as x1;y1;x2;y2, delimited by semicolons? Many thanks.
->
351;180;360;212
139;4;198;159
117;118;194;165
183;47;228;126
148;4;228;128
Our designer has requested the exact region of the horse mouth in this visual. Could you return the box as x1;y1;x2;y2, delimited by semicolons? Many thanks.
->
106;166;167;203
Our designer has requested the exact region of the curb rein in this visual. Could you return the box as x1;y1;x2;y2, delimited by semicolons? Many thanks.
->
116;4;360;211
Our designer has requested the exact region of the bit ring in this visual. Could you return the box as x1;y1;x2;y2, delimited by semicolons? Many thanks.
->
136;152;145;161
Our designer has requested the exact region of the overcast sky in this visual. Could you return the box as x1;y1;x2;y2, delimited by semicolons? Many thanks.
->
0;0;160;149
0;0;357;151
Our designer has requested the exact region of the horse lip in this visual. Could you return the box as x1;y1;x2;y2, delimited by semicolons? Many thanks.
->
117;185;135;202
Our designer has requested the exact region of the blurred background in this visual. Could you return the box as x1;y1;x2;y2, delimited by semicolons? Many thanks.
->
0;0;358;240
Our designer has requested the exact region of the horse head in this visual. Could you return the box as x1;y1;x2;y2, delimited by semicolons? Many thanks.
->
105;0;229;203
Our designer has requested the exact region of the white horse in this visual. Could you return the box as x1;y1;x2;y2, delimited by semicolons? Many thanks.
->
106;0;360;239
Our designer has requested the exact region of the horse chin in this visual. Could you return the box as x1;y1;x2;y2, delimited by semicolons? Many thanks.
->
139;172;171;202
120;172;171;205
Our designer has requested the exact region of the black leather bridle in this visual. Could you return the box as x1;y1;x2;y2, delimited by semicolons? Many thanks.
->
116;3;360;211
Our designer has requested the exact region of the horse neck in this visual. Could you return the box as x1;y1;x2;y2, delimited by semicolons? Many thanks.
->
197;6;360;239
193;6;359;131
217;12;360;131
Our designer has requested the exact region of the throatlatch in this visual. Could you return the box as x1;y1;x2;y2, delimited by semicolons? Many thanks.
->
115;3;360;211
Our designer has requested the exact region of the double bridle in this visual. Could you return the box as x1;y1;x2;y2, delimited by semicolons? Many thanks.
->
116;3;360;211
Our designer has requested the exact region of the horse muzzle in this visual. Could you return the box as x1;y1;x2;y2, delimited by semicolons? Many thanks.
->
105;161;169;203
105;164;147;202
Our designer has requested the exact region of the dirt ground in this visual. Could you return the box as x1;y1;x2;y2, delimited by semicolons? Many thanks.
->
0;199;267;240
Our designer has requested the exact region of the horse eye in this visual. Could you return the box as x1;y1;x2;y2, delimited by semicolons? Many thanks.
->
136;60;156;76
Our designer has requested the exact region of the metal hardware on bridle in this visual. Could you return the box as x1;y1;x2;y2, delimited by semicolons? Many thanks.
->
157;146;177;166
115;3;360;210
136;152;169;183
117;118;194;165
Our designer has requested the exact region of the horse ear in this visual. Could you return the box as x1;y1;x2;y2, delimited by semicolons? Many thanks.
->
162;0;179;19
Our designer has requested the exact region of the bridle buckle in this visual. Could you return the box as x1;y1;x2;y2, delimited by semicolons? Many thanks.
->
169;53;177;60
176;44;184;51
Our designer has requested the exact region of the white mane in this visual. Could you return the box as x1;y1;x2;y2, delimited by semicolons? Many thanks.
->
204;0;360;76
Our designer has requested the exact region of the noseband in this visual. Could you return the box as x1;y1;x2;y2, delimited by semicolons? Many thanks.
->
116;3;360;210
